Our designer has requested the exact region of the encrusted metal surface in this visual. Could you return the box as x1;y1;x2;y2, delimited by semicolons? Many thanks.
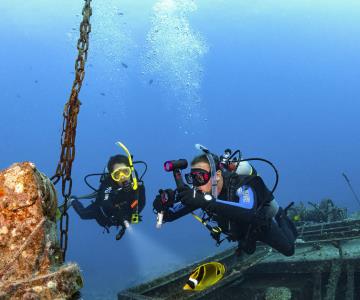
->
118;218;360;300
0;162;82;299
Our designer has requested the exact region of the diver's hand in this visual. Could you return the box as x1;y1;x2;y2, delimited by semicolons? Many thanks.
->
153;189;175;212
176;186;212;209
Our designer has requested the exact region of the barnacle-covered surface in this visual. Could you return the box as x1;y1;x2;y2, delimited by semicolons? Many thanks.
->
0;162;82;300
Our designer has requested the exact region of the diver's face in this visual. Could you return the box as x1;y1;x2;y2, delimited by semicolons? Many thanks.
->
191;162;222;194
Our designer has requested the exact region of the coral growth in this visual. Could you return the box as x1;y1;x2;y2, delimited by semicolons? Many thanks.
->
0;162;82;299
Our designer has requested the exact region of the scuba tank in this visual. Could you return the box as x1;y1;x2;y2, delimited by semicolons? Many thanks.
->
219;148;279;194
219;149;252;175
234;161;253;175
219;147;281;222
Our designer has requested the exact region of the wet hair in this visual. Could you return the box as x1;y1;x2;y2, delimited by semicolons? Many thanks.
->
191;154;220;170
107;154;130;172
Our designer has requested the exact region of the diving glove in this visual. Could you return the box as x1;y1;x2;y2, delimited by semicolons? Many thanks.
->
153;189;175;212
177;186;213;209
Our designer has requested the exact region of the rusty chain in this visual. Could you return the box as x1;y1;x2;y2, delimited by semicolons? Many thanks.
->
51;0;92;262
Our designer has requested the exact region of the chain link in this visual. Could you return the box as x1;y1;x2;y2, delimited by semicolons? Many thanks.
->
59;205;70;256
52;0;92;262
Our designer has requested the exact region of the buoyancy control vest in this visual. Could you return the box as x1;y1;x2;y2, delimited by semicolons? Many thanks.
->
210;171;274;241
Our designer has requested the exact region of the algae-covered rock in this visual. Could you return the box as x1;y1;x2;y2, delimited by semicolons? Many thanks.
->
0;162;82;299
265;287;292;300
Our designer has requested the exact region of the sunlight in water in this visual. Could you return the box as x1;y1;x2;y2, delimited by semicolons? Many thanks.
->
125;226;186;280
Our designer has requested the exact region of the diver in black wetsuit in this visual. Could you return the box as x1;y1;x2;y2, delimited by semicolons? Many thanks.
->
153;153;297;256
72;154;146;240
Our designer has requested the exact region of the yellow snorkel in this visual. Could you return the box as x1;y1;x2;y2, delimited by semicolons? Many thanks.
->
115;141;138;191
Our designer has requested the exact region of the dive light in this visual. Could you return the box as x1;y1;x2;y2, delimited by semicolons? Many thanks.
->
156;159;188;229
156;188;171;229
156;211;164;229
123;220;130;228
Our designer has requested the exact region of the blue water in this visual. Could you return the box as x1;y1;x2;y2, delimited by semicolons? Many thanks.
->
1;0;360;298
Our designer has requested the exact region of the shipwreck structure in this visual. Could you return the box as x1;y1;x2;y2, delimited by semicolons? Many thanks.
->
118;214;360;300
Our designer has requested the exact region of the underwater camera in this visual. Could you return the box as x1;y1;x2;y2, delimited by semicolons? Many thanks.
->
156;159;188;229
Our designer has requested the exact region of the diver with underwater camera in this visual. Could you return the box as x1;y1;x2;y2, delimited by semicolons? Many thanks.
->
153;144;298;256
65;142;147;241
155;159;195;228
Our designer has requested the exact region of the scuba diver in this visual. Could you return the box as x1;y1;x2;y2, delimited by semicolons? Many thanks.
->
70;142;146;240
153;144;298;256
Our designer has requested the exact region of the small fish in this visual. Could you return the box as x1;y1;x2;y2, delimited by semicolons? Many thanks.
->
16;94;21;98
72;28;76;31
121;62;128;69
148;79;153;85
34;80;38;84
100;92;106;96
118;12;124;16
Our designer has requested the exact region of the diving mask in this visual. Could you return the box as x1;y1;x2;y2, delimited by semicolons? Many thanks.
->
195;144;218;198
111;166;132;182
185;168;211;187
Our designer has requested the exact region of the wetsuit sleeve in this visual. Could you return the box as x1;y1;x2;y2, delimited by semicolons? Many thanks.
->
163;202;198;222
153;192;197;222
207;176;273;224
207;186;258;223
